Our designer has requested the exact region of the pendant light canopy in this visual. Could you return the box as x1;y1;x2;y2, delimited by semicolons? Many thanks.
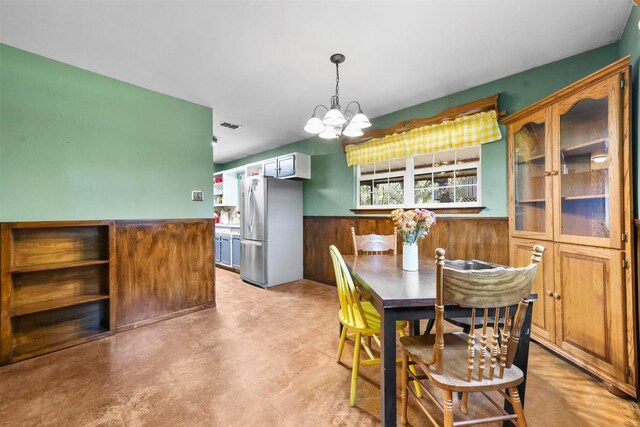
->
304;53;370;140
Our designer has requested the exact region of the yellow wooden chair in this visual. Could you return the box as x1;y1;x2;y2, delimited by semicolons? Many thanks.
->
399;246;543;426
329;245;420;406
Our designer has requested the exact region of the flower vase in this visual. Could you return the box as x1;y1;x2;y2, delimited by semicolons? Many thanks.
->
403;243;419;271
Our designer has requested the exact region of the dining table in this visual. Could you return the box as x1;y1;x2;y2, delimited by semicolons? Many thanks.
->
343;254;537;427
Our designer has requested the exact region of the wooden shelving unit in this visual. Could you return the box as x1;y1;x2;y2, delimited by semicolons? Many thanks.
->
0;221;115;365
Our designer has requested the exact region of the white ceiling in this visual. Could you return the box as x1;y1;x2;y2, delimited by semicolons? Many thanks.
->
0;1;633;164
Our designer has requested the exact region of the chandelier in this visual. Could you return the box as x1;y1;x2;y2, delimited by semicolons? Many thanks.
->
304;53;371;139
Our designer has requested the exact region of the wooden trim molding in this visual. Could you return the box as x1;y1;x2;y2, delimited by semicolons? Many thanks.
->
351;206;486;215
342;95;501;147
501;56;630;125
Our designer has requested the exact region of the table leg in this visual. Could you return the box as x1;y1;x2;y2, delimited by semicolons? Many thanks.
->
380;308;397;427
411;319;420;336
503;301;534;426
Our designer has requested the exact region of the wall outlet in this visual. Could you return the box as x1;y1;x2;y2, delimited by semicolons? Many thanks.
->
192;190;204;201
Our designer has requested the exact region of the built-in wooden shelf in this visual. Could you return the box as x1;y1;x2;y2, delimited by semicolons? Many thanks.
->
10;259;109;274
11;328;110;363
1;221;115;366
517;198;545;203
516;153;545;163
563;194;609;200
12;294;110;317
562;137;608;153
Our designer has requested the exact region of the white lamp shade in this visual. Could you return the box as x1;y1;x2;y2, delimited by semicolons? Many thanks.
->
342;126;364;137
304;116;325;134
323;108;346;126
319;125;339;139
591;154;608;163
349;112;371;129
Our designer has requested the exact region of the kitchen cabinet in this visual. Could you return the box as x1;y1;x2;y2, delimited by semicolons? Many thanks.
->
220;234;231;265
262;153;310;179
504;57;636;397
262;153;311;179
232;236;241;268
213;170;240;207
214;235;221;264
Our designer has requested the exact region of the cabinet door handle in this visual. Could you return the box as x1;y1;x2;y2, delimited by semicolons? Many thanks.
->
545;290;554;297
544;171;552;177
550;170;559;176
553;292;561;300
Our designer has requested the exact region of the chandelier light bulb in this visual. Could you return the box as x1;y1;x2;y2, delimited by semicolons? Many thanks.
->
323;108;346;126
342;126;364;137
350;112;372;129
304;116;325;134
319;125;339;139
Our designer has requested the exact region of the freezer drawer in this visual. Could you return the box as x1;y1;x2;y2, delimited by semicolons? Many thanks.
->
240;239;267;286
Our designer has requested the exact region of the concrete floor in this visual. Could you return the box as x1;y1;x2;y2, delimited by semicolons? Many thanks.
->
1;267;639;426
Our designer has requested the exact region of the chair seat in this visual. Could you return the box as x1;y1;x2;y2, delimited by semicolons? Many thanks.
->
399;332;524;392
339;301;407;332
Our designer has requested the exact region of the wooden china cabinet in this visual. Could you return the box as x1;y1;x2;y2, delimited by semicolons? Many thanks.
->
504;57;637;397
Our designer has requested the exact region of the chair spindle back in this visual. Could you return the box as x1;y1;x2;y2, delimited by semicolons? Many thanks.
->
329;245;369;329
351;227;397;256
432;246;544;382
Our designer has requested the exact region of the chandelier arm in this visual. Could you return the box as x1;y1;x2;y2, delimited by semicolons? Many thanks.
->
312;104;329;117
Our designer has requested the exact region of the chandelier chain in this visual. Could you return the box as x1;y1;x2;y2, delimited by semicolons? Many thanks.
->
335;62;340;101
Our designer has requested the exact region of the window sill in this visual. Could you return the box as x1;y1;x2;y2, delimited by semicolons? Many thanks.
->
351;206;486;215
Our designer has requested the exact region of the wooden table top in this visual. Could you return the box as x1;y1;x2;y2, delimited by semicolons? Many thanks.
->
343;255;438;309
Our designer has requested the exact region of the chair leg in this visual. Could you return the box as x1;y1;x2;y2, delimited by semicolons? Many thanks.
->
443;390;454;427
508;387;527;427
401;352;409;425
398;329;423;398
349;332;362;406
424;319;435;335
336;325;348;363
460;391;469;414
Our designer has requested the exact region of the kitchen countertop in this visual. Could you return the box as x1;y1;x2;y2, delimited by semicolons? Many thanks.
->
215;223;240;228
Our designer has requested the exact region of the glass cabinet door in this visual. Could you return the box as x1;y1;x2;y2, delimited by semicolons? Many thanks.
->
554;76;621;248
511;110;552;239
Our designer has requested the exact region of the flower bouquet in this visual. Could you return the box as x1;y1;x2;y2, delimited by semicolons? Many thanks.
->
389;208;436;271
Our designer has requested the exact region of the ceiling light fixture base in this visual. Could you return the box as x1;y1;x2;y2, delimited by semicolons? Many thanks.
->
330;53;345;64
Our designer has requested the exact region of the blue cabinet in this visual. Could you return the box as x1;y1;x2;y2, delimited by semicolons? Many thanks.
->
220;234;231;265
232;236;241;268
277;154;296;177
263;160;278;178
214;235;221;263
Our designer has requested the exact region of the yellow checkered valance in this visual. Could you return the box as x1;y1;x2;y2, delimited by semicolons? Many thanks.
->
345;110;502;166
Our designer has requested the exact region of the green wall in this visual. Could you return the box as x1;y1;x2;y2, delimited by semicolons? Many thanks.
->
0;44;214;221
620;6;640;214
220;43;621;217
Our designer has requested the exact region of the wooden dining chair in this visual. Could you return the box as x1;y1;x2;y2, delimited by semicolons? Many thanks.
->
399;245;543;427
329;245;420;406
351;227;397;256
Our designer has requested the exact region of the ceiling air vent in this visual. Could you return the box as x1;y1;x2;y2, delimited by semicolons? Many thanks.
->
219;121;241;130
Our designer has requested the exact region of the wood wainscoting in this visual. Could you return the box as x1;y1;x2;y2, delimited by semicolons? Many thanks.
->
115;219;215;331
303;216;509;285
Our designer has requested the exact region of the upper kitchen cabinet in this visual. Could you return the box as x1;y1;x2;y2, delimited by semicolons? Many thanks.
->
214;169;241;207
262;153;311;180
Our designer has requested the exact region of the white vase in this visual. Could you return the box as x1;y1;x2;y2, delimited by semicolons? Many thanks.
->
403;243;419;271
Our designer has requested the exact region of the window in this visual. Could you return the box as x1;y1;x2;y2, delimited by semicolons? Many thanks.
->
356;146;481;208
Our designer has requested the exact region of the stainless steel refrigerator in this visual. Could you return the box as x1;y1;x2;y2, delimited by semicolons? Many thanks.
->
240;176;303;288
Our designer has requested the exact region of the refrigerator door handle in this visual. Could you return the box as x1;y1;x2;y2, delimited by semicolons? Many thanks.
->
248;184;255;232
240;240;262;246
